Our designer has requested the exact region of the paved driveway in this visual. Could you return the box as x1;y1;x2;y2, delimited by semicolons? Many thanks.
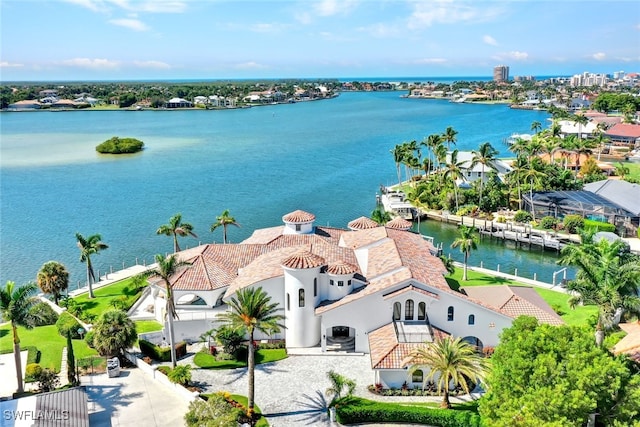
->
83;368;190;427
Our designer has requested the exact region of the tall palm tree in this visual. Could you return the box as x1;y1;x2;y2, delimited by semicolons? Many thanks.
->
371;205;392;225
0;281;39;394
530;120;542;135
36;261;69;304
217;287;285;418
423;134;443;172
75;233;108;299
505;156;528;210
403;336;489;409
92;309;138;359
391;144;406;187
442;126;458;150
470;142;498;209
210;209;240;244
451;225;479;281
141;254;190;367
521;167;545;220
442;149;466;212
572;113;589;140
157;213;197;253
559;236;640;346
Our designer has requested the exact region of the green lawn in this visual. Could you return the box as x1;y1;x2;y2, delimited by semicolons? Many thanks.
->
445;269;597;327
135;320;163;334
73;277;145;317
194;348;288;369
0;324;98;372
621;161;640;181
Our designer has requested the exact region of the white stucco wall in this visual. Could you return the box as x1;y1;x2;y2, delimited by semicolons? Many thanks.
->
283;266;321;347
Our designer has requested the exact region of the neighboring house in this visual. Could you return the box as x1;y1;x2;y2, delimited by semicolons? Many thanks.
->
447;151;512;188
135;210;564;388
604;123;640;148
193;96;208;106
74;96;99;106
584;179;640;231
51;99;82;109
568;98;592;111
557;119;598;139
0;387;88;426
165;98;193;108
7;100;41;110
612;321;640;363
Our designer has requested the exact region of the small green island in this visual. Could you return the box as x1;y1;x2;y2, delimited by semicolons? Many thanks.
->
96;136;144;154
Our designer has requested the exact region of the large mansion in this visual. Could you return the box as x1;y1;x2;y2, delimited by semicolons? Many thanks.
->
134;210;562;387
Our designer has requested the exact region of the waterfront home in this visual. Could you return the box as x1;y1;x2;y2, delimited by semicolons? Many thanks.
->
446;151;512;187
165;97;193;108
134;210;563;388
557;119;598;139
7;100;41;110
605;123;640;148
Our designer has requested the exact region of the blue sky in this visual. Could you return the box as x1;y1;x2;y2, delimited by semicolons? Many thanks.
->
1;0;639;81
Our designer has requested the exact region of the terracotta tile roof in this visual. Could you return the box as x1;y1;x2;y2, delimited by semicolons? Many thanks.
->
327;261;358;275
347;216;380;230
241;226;284;244
383;285;439;300
340;227;388;249
605;123;640;138
366;238;403;277
282;250;326;269
369;322;450;369
282;210;316;223
613;321;640;362
385;217;412;230
461;285;564;325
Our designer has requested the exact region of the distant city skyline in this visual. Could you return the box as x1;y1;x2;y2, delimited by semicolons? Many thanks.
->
1;0;639;82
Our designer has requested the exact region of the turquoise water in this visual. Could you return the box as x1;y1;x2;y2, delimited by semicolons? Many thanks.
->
1;91;564;288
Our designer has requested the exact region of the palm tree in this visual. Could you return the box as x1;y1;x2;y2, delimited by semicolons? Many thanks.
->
559;236;640;346
75;233;108;299
442;149;465;212
403;336;489;409
0;281;39;394
451;225;479;281
157;213;197;253
325;370;356;407
505;156;528;210
521;167;545;220
442;126;458;150
371;205;392;225
530;120;542;135
572;113;589;141
36;261;69;304
141;254;190;367
217;287;285;418
91;309;137;359
423;134;443;172
391;144;406;187
210;209;240;244
470;142;498;209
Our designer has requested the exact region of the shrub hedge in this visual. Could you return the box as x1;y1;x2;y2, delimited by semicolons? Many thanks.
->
96;136;144;154
584;219;616;233
563;214;584;234
23;346;41;364
139;339;187;362
25;363;43;382
28;302;59;326
55;312;82;339
335;397;481;427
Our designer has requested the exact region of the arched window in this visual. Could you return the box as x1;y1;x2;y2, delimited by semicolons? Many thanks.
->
468;314;475;325
286;293;290;311
418;302;426;321
330;279;335;286
393;302;401;320
405;300;414;320
447;306;454;321
314;278;317;297
412;369;423;383
299;289;305;307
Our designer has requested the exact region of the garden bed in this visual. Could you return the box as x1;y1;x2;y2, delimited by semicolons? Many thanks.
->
193;348;287;369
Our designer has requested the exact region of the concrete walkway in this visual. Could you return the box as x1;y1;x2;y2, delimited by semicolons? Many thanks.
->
69;264;153;297
183;350;480;427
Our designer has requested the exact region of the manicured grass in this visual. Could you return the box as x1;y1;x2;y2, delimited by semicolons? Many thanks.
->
0;324;98;371
230;395;268;427
620;161;640;181
445;269;597;327
73;277;145;317
135;320;163;334
194;348;287;369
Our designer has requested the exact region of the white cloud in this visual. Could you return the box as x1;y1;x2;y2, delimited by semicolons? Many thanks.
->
249;23;288;33
62;0;108;13
109;18;149;31
313;0;358;17
407;1;503;29
358;23;402;38
415;58;447;64
483;35;498;46
506;51;528;60
234;62;269;70
60;58;120;69
0;61;24;68
592;52;606;61
63;0;186;14
133;60;171;69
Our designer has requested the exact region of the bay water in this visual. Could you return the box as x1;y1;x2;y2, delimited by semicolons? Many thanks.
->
1;90;566;288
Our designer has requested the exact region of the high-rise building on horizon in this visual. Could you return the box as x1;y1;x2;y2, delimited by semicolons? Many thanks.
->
493;65;509;82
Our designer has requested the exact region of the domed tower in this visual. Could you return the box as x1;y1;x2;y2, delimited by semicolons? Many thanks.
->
282;210;315;235
281;250;325;347
385;216;412;231
347;216;380;231
326;261;358;301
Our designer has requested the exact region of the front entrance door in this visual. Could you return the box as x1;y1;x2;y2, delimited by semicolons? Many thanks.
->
332;326;349;338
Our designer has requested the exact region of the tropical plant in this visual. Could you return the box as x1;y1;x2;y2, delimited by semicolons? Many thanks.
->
559;235;640;346
215;325;244;355
470;142;498;210
168;364;192;387
442;126;458;150
157;213;198;253
326;370;356;406
210;209;240;244
521;166;545;220
451;226;479;281
439;255;456;275
139;254;191;368
0;281;40;394
66;330;79;386
36;261;69;304
442;149;466;212
370;205;392;225
75;233;108;298
217;287;285;417
36;368;60;393
614;162;630;179
91;309;138;358
530;120;542;134
403;336;488;409
184;393;242;427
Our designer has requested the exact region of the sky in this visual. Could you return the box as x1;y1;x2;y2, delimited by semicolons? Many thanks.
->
1;0;639;82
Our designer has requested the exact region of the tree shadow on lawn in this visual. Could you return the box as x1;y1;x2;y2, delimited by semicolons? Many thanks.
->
446;276;512;292
0;329;9;339
75;300;99;311
263;390;330;425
